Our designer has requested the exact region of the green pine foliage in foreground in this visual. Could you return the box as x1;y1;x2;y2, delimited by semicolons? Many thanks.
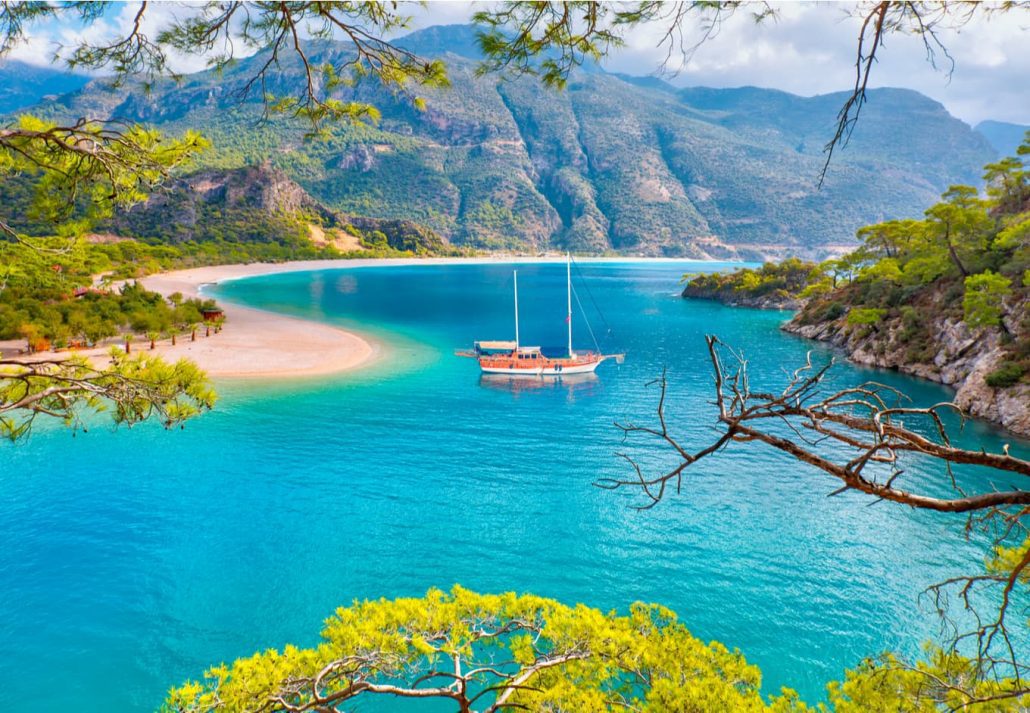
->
0;351;215;440
685;132;1030;388
164;587;1029;712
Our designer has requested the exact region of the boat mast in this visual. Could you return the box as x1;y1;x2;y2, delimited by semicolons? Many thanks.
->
513;270;520;349
566;252;573;357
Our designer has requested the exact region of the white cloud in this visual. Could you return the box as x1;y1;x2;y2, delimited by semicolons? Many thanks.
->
598;2;1030;126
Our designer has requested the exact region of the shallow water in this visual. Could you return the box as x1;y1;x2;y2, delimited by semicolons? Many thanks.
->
1;261;1026;710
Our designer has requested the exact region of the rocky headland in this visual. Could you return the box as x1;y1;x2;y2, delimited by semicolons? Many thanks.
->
782;284;1030;437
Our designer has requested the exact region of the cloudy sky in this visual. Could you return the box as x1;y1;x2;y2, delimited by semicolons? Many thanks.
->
9;1;1030;126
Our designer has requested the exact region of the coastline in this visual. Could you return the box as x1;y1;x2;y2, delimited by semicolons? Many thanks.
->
137;264;380;379
678;284;1030;438
3;256;726;381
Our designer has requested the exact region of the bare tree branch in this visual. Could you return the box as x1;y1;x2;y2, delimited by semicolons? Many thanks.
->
604;335;1030;701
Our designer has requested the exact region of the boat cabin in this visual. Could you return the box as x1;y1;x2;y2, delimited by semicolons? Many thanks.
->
474;341;550;359
473;340;517;355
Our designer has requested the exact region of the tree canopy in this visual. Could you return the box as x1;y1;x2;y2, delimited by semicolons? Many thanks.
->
166;586;1030;712
165;587;810;713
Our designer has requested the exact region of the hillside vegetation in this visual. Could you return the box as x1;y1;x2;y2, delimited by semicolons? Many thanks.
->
1;162;455;261
0;238;220;353
6;25;996;258
681;259;826;309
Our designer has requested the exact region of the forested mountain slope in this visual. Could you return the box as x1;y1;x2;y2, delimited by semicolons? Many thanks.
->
7;25;998;257
1;161;446;257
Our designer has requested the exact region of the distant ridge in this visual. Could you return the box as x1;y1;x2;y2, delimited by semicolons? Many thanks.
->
0;59;89;114
395;23;486;60
976;120;1030;158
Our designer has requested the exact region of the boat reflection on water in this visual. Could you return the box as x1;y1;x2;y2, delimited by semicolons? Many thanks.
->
478;371;602;399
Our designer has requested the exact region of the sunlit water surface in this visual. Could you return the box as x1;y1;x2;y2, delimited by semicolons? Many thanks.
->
1;261;1027;711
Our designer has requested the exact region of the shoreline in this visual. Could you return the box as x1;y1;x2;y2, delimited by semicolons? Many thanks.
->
137;264;381;379
4;256;727;382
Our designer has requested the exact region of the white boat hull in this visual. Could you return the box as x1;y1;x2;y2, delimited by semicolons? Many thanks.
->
480;358;605;376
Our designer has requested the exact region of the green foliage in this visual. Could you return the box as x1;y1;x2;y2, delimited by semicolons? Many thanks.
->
982;136;1030;214
827;648;1030;712
994;215;1030;251
683;259;824;305
846;307;887;327
166;587;808;713
799;276;834;299
963;271;1012;330
361;229;389;249
0;240;215;347
0;351;215;440
792;134;1030;371
985;361;1025;388
858;257;902;283
164;584;1030;712
0;114;206;238
820;301;848;321
923;185;994;275
900;251;952;286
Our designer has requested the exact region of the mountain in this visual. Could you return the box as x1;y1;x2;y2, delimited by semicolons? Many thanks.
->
6;25;998;258
0;59;89;114
0;161;446;255
108;163;446;254
975;120;1030;159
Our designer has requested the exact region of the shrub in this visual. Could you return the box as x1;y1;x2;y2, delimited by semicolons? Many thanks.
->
963;271;1012;329
846;307;887;327
821;301;847;321
985;361;1025;389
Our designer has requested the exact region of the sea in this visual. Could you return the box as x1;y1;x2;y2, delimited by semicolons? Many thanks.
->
1;261;1026;710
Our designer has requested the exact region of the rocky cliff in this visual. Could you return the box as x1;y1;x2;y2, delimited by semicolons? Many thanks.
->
783;285;1030;437
109;163;446;254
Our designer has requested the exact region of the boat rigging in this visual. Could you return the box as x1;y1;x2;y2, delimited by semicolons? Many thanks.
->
457;254;624;376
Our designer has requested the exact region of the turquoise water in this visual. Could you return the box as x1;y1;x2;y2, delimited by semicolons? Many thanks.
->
1;261;1027;711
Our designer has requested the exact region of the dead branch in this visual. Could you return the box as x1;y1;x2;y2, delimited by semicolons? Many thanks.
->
602;334;1030;699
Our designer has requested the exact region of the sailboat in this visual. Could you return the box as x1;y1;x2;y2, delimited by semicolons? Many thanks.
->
457;254;623;375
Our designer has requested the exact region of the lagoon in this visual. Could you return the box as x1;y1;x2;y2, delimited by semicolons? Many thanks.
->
1;261;1025;710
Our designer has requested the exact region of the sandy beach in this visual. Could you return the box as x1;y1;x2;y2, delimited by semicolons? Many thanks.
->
135;262;381;378
1;256;720;380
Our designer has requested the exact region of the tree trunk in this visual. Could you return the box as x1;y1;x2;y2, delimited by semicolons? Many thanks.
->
943;224;969;277
125;339;131;354
172;334;177;346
